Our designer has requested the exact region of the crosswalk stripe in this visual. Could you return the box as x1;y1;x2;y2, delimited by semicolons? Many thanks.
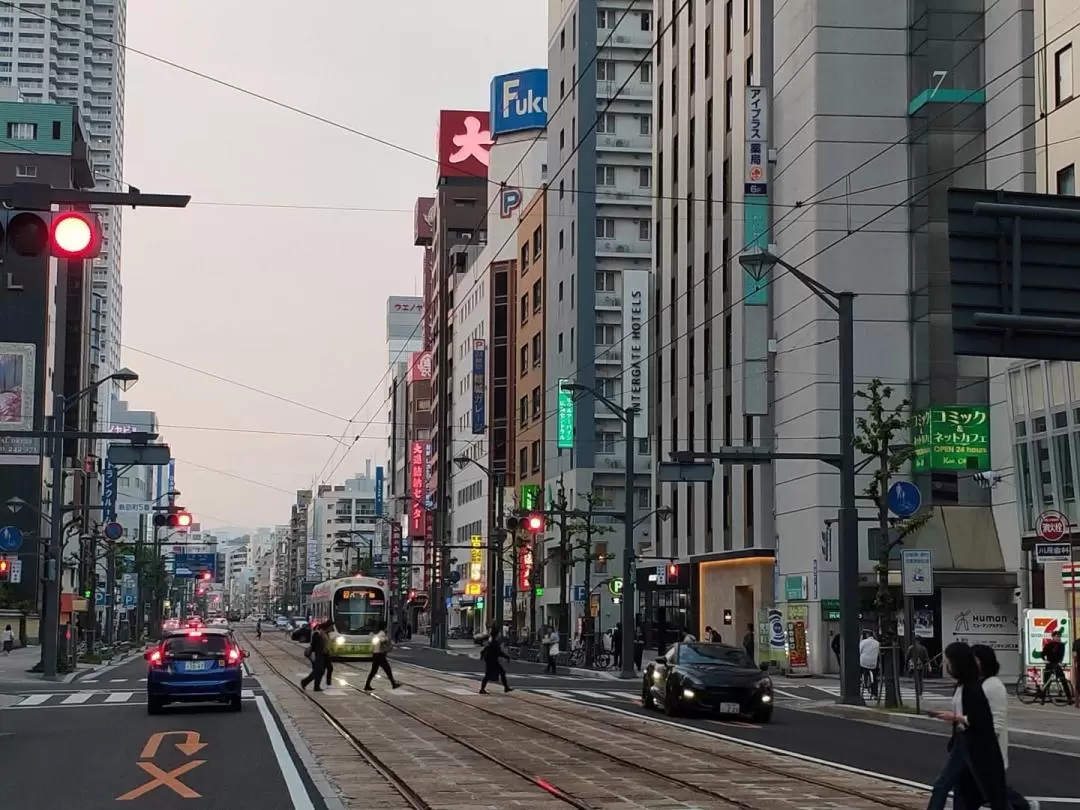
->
105;692;134;703
241;689;254;698
447;686;478;695
62;692;93;705
18;694;51;706
571;690;620;700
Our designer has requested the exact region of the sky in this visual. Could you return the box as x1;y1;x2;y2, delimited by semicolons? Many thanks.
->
119;1;547;531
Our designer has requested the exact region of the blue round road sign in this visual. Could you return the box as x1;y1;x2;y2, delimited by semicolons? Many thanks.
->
887;481;922;518
103;521;124;541
0;525;23;552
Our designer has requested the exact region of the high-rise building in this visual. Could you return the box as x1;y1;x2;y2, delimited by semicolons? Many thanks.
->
654;0;1034;675
544;0;655;632
313;467;382;579
4;1;128;432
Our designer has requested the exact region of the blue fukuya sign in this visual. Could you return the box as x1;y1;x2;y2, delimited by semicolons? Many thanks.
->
490;69;548;137
471;340;486;435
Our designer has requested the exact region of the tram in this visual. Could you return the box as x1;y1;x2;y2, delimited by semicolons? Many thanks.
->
308;575;390;660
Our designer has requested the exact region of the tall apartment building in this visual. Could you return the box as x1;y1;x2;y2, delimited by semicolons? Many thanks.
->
3;1;128;432
313;468;382;579
654;0;1035;675
544;0;655;632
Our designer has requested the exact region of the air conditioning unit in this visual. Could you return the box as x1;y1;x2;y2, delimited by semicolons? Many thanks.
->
616;138;629;147
615;244;627;253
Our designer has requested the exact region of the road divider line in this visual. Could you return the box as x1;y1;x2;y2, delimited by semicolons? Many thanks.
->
254;695;316;810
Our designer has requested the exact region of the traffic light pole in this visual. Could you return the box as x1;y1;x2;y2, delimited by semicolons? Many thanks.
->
619;407;636;680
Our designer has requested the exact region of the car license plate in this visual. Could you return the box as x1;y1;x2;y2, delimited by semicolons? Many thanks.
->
185;661;207;672
719;702;740;714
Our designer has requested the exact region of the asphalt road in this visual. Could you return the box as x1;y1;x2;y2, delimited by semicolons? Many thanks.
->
392;644;1080;806
1;653;324;809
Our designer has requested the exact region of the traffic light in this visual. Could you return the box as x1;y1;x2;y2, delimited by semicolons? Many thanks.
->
667;562;679;578
154;506;193;529
0;558;8;581
201;570;211;581
1;210;103;260
525;514;545;533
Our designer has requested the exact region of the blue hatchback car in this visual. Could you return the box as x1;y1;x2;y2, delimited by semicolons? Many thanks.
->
144;627;247;714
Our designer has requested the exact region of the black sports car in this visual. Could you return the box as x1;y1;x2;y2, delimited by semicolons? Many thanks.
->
641;642;774;722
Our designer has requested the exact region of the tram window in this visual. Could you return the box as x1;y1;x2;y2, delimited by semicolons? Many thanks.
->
333;588;386;634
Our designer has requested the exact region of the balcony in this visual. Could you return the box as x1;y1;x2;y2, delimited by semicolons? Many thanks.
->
596;80;651;101
596;238;650;258
595;292;621;309
606;29;653;49
596;133;650;152
596;453;653;474
595;346;621;363
595;187;651;207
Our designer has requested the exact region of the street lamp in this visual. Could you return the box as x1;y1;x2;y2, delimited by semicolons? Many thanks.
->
453;455;506;629
42;368;140;679
738;246;861;705
562;382;638;680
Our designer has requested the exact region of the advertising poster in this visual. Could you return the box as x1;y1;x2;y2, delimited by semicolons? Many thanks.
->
1024;609;1071;668
787;604;809;673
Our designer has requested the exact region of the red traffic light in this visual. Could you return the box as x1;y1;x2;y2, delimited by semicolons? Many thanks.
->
667;562;679;578
201;570;211;581
174;511;192;528
526;514;545;533
51;212;100;259
0;559;8;575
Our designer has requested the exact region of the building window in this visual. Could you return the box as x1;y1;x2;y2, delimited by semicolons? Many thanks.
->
596;271;616;292
1056;44;1074;106
639;114;651;135
597;59;615;81
640;10;651;30
519;447;528;477
596;217;615;238
519;345;528;376
7;121;35;140
532;279;542;311
595;324;618;344
596;112;616;133
520;293;529;324
531;386;542;418
519;396;528;426
1057;164;1076;196
596;165;616;185
14;164;36;178
532;225;543;258
640;62;652;83
531;440;541;472
597;432;618;454
744;0;751;31
532;333;542;366
725;77;732;131
638;219;651;240
639;166;652;187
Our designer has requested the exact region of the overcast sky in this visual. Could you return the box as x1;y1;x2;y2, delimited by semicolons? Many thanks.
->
119;1;547;531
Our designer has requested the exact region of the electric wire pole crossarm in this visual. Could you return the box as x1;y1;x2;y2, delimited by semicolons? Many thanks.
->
561;382;639;679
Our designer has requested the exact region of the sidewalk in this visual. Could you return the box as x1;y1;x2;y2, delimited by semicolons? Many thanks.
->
792;692;1080;753
0;643;146;686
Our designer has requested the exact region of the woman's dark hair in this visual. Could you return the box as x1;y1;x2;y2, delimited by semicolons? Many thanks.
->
971;644;1000;677
944;641;980;684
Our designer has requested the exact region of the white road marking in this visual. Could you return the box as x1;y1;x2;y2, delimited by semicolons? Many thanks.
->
17;694;51;706
255;695;315;810
61;692;93;705
109;678;126;683
772;688;808;700
571;690;621;700
242;689;255;698
105;692;134;703
138;678;146;682
447;686;477;695
80;679;99;684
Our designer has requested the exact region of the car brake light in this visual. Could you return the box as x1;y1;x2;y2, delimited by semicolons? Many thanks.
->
188;630;202;637
227;647;240;663
149;650;162;666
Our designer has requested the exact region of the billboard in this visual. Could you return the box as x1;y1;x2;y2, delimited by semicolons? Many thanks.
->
172;552;216;579
437;110;492;179
409;440;426;537
408;350;433;382
471;339;486;434
490;69;548;137
387;297;423;341
622;270;650;439
414;196;435;246
374;465;384;516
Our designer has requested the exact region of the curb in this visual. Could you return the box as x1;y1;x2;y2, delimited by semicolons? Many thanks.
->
70;645;149;682
788;699;1080;755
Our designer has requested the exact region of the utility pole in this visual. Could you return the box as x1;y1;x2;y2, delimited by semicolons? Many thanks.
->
581;502;596;667
134;514;145;642
104;536;116;645
554;479;570;642
492;475;505;629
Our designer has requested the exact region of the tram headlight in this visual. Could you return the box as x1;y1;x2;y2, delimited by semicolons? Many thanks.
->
334;635;344;646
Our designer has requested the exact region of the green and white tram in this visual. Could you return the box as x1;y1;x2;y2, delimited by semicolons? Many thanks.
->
309;575;389;660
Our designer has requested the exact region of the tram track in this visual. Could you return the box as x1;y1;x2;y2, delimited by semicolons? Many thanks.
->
248;632;595;809
252;633;923;810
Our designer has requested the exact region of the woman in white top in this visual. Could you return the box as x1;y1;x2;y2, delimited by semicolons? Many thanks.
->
1;623;14;654
971;644;1037;810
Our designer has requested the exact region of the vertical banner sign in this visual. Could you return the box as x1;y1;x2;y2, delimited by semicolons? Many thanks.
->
424;511;435;591
519;541;533;590
471;339;487;435
102;462;117;523
557;379;575;449
399;530;411;599
374;465;384;517
409;441;425;537
167;459;176;499
742;86;771;305
469;534;483;582
622;270;650;438
389;521;402;595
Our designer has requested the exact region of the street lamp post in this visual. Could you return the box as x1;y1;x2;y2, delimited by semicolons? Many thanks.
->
738;247;861;705
564;383;637;680
41;367;139;679
453;456;506;630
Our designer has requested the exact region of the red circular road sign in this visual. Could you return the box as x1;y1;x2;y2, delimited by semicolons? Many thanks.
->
1036;510;1070;541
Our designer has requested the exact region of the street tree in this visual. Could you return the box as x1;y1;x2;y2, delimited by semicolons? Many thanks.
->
852;378;932;709
565;490;615;664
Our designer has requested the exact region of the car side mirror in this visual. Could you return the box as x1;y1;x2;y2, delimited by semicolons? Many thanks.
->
759;662;769;672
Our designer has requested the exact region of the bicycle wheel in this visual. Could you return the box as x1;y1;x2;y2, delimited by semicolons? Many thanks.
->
1015;674;1038;705
1046;678;1072;707
594;652;611;669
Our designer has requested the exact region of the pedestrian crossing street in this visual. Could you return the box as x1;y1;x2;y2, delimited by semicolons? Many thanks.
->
1;688;257;709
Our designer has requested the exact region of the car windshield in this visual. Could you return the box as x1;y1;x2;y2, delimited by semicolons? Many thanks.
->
333;586;385;634
679;644;755;667
164;634;228;657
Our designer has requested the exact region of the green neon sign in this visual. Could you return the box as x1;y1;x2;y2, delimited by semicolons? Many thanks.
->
912;405;990;473
520;484;541;510
557;379;574;449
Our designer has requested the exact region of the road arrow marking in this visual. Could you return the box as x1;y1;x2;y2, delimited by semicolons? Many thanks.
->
140;730;207;759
